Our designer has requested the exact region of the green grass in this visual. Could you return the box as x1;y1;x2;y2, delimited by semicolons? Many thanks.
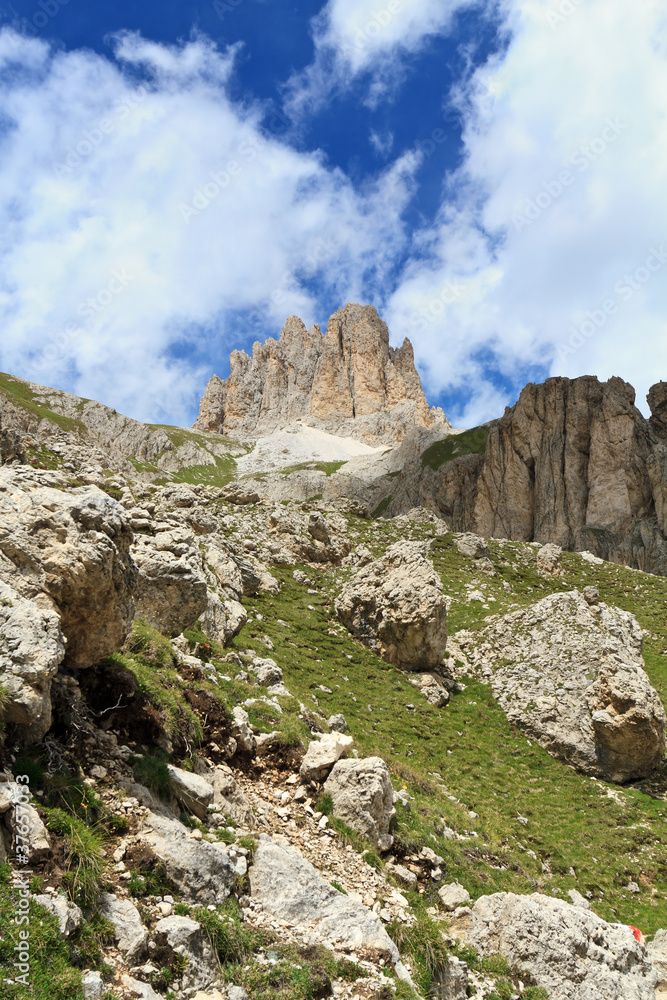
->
0;372;86;434
220;517;667;935
0;882;85;999
278;460;347;477
421;425;490;470
42;809;106;906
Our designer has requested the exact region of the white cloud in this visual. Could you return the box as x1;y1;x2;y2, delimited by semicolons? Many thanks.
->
385;0;667;420
286;0;480;113
0;29;417;423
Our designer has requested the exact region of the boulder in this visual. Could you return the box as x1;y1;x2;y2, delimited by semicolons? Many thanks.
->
142;812;235;904
250;657;283;685
204;541;244;600
327;713;347;733
220;483;260;505
0;583;65;741
198;592;247;645
209;766;255;826
81;970;105;999
0;468;135;667
300;732;354;781
33;893;82;936
131;526;207;636
450;891;657;1000
438;881;471;911
231;706;257;755
456;590;666;782
648;929;667;990
99;893;148;962
249;834;399;961
167;765;214;820
454;533;490;559
323;756;395;847
335;540;447;670
120;976;163;1000
433;956;468;1000
537;542;563;576
153;915;218;991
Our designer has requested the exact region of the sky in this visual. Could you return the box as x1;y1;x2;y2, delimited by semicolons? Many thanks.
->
0;0;665;428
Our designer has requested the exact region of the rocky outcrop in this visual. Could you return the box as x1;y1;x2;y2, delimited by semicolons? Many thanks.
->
406;376;667;576
195;304;447;446
0;468;136;667
0;582;65;741
335;540;447;669
323;757;396;850
249;833;400;962
457;590;666;782
99;893;148;962
450;891;658;999
300;733;354;782
152;916;219;992
131;526;207;636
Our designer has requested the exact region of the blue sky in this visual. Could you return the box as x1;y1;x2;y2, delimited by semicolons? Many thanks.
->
0;0;665;427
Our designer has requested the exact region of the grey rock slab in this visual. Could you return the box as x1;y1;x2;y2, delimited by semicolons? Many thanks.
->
82;970;105;999
121;976;164;1000
249;834;399;962
167;765;214;821
335;540;447;670
153;915;219;991
300;733;354;781
33;893;82;936
323;756;395;845
99;893;148;961
142;812;234;904
438;882;471;912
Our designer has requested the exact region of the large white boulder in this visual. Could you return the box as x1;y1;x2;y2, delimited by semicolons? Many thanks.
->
167;764;214;820
450;891;657;1000
131;525;207;636
0;583;65;741
99;893;148;962
335;540;447;669
323;756;395;848
0;467;136;667
456;590;666;782
153;915;219;991
300;732;354;781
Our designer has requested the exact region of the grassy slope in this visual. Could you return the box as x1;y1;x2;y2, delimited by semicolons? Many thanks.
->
229;515;667;935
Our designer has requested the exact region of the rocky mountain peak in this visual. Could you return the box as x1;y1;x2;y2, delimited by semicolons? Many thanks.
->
195;303;448;445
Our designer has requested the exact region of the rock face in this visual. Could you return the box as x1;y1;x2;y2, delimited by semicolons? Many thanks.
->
335;540;447;669
323;757;396;848
450;891;657;1000
410;376;667;576
152;916;218;991
195;304;446;446
0;468;136;667
300;733;354;782
99;893;148;962
0;582;65;741
131;526;207;637
457;590;666;782
249;834;399;961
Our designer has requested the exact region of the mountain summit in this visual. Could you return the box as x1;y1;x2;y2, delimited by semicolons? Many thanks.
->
195;303;448;446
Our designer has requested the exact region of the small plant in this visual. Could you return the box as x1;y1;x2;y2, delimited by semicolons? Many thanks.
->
316;793;334;816
174;902;190;916
330;880;347;894
132;751;172;798
44;808;105;905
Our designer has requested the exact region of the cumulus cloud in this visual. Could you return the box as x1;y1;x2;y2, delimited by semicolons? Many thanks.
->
384;0;667;421
285;0;481;112
0;29;417;422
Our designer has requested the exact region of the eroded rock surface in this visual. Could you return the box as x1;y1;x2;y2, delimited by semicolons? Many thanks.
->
323;757;395;848
195;304;447;446
0;468;135;666
335;540;447;669
450;891;657;1000
249;834;399;961
131;526;207;636
457;590;666;782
